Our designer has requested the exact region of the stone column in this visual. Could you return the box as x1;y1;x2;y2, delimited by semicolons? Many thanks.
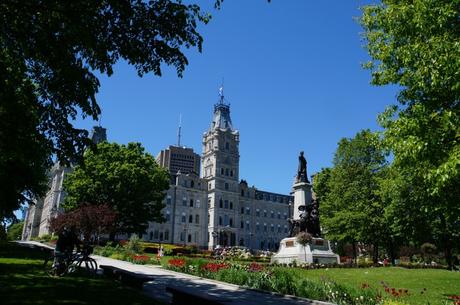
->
292;181;312;220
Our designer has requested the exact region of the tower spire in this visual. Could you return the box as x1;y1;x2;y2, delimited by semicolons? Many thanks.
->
177;113;182;147
218;79;225;104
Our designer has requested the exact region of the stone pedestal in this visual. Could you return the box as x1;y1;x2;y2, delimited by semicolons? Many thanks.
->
292;181;312;219
271;237;340;265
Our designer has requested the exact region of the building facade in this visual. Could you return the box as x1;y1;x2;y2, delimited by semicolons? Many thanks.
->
23;95;294;251
22;127;107;240
146;95;293;250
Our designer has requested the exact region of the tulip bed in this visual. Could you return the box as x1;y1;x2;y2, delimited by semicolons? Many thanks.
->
163;257;460;305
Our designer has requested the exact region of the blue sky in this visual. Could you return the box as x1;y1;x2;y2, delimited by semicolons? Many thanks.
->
76;0;398;195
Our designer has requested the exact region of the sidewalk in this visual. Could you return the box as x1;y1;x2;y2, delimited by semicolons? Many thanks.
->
18;241;333;305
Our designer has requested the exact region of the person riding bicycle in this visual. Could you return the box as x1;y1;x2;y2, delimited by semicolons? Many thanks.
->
53;226;81;273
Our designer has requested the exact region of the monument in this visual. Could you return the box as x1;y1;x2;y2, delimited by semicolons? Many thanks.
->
271;152;340;264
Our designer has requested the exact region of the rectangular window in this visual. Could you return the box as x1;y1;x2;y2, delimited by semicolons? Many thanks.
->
182;197;187;206
256;209;260;217
196;200;201;208
224;200;229;209
246;207;250;215
166;196;172;205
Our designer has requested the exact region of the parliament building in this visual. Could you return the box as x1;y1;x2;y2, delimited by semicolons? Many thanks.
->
23;93;294;251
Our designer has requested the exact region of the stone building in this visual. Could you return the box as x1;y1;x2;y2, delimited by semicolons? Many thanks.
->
146;93;293;250
22;127;107;240
23;93;294;251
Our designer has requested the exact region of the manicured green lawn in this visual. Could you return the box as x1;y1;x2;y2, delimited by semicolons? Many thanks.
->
287;267;460;305
0;242;159;305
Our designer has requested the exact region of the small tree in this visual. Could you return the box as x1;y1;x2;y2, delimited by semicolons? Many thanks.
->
6;221;24;241
50;203;117;242
63;142;170;236
420;243;437;264
296;231;313;262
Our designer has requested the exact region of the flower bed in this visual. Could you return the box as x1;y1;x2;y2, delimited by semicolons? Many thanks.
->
164;257;379;305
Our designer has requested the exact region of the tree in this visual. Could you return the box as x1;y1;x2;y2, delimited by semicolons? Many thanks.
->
0;0;208;221
315;130;389;263
62;142;170;236
6;221;24;241
50;204;116;242
361;0;460;268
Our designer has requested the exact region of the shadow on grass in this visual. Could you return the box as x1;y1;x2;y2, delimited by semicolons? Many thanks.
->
0;242;158;305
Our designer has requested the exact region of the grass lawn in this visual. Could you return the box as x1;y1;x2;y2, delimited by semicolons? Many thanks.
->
287;267;460;305
0;242;159;305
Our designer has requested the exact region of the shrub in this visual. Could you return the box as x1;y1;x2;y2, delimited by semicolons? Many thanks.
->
125;234;142;254
215;267;249;286
269;269;296;295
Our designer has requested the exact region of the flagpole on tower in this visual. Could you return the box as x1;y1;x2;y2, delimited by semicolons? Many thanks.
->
177;113;182;147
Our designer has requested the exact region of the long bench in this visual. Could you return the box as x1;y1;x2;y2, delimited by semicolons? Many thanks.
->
100;265;155;289
166;285;231;305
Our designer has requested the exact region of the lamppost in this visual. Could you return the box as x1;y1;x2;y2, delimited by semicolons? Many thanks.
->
182;224;187;247
212;231;218;249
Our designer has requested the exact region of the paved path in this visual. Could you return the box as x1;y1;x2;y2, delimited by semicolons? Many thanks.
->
17;241;333;305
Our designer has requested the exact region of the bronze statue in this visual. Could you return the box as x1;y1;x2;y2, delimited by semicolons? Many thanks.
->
296;151;309;183
288;200;321;238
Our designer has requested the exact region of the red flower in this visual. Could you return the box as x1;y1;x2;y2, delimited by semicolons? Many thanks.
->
248;262;264;272
168;258;186;268
201;262;229;273
132;254;149;262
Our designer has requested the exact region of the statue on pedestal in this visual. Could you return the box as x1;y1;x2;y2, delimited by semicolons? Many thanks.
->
296;151;309;183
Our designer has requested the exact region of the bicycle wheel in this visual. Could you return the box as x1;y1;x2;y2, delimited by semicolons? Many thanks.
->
82;257;98;275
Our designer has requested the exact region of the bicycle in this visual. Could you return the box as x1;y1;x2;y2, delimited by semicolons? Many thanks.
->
44;246;98;277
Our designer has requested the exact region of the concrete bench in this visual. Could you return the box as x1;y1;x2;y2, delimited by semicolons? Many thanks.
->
166;285;231;305
100;265;155;289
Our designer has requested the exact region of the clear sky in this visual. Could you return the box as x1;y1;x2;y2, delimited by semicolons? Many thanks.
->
76;0;398;195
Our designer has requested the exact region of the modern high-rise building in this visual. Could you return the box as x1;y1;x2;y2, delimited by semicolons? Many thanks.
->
156;146;201;176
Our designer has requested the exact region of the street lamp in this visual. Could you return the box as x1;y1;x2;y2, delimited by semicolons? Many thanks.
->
212;231;218;249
